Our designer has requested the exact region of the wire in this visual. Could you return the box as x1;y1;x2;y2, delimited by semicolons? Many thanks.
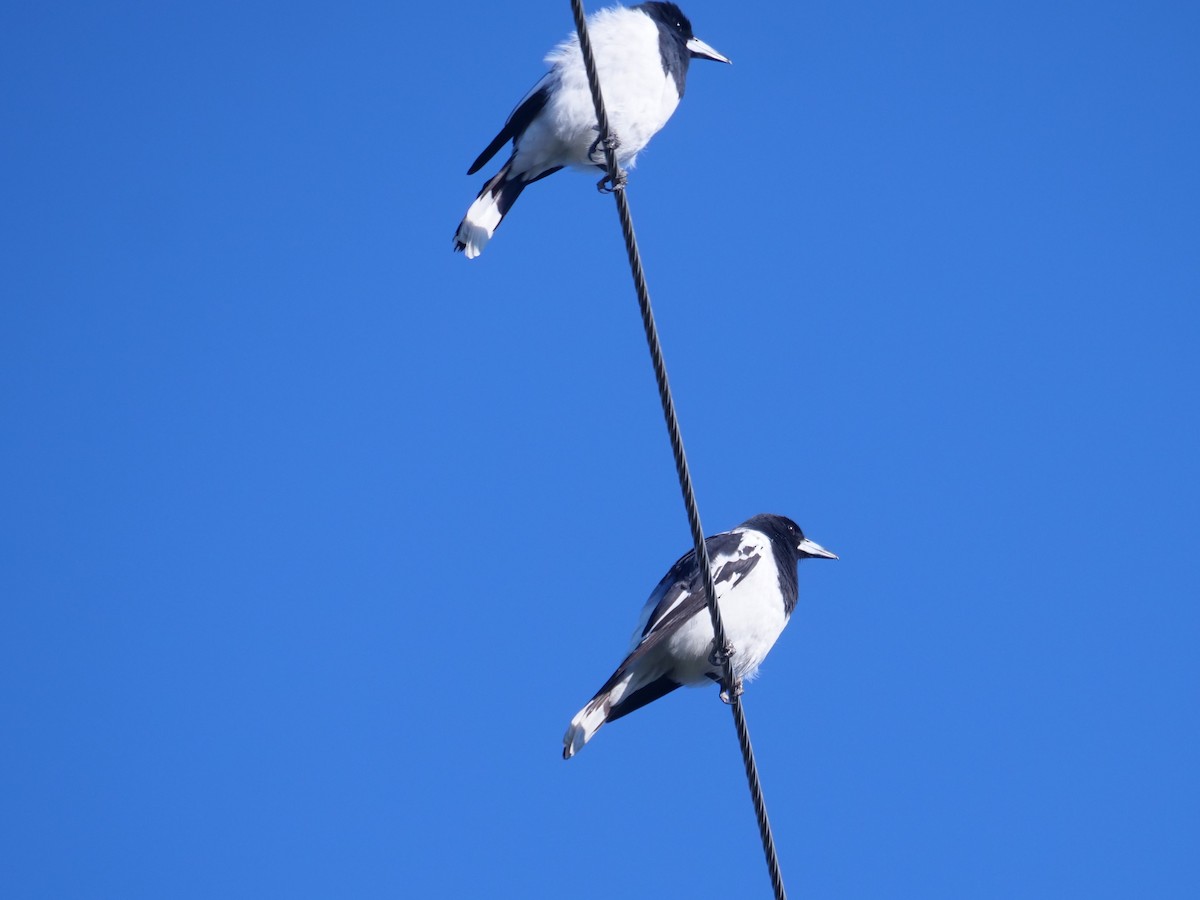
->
567;3;788;897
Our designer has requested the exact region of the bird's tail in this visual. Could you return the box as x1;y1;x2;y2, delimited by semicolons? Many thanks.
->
562;663;682;759
563;670;635;760
453;162;526;259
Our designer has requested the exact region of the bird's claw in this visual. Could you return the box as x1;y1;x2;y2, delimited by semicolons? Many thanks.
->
589;130;626;191
708;641;734;669
587;129;626;192
719;681;744;704
706;641;739;702
588;130;621;164
596;169;627;193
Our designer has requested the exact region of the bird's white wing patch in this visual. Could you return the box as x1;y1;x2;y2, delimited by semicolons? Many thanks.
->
630;529;765;649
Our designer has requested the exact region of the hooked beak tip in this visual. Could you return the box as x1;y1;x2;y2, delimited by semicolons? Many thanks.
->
686;36;731;65
797;538;838;560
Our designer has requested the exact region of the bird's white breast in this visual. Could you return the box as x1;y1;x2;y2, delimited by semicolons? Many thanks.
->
518;9;681;173
662;530;790;686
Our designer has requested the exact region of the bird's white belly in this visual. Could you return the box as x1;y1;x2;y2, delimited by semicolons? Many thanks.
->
518;12;682;173
524;79;678;172
660;560;790;686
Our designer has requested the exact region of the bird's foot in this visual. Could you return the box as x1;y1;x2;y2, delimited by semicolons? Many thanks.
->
705;641;740;702
595;168;627;193
588;131;626;191
588;130;621;165
720;680;744;705
708;641;735;669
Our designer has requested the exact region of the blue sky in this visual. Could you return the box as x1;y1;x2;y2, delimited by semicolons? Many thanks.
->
3;1;1198;897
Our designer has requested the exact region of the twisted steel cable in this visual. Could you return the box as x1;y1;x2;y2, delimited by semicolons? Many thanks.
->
567;3;788;897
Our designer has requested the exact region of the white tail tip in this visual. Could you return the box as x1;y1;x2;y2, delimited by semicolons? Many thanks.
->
563;698;610;760
453;220;489;259
454;173;509;259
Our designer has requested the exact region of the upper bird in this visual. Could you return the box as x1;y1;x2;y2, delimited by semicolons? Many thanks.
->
563;514;836;759
453;2;730;259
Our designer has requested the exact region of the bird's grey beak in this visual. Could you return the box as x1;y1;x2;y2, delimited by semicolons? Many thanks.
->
797;537;838;560
686;36;731;65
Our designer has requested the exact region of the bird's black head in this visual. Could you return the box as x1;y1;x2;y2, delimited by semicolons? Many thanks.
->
637;2;731;67
638;2;695;42
744;514;838;562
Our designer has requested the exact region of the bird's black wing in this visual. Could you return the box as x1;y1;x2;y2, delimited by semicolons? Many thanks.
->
632;530;764;643
606;674;682;723
466;75;554;175
606;530;765;681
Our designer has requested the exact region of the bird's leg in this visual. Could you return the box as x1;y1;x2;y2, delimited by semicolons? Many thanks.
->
589;129;627;193
706;640;740;703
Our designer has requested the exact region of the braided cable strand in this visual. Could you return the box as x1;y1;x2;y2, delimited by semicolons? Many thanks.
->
567;3;787;897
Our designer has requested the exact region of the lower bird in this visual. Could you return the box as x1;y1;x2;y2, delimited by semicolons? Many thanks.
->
453;2;730;258
563;514;836;759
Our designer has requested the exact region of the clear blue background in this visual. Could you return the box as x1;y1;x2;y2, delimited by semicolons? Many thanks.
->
3;1;1198;897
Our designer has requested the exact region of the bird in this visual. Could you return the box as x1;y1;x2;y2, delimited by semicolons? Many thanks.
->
563;514;836;759
453;2;730;258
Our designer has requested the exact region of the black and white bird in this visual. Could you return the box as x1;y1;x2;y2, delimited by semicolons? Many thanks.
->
563;514;836;759
453;2;730;258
